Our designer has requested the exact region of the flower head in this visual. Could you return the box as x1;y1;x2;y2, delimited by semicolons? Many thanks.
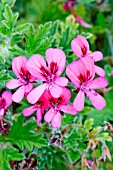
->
66;56;108;111
22;91;48;125
71;35;105;77
26;48;68;104
0;91;12;117
44;88;78;128
6;56;36;103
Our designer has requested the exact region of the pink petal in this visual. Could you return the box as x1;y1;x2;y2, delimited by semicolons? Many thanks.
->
39;90;49;110
73;90;85;111
59;88;71;105
12;85;25;103
87;77;108;89
59;104;78;115
71;35;89;58
46;48;66;76
26;54;47;81
50;83;63;98
95;65;105;77
76;16;92;28
6;79;21;89
27;83;47;104
51;112;61;128
36;109;42;125
88;51;103;62
86;90;106;110
44;108;55;123
22;106;36;116
0;109;4;117
25;83;33;93
2;91;12;108
55;77;68;87
12;56;27;78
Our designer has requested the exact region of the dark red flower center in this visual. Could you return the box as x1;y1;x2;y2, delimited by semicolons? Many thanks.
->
20;67;31;82
78;70;91;85
0;98;6;109
81;45;87;56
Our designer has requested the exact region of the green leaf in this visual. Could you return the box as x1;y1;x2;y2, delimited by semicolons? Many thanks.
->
0;146;24;170
0;70;12;87
84;118;94;130
104;64;113;87
0;115;47;151
14;23;31;34
97;133;112;141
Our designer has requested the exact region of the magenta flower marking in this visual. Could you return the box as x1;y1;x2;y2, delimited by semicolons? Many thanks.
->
0;91;12;117
6;56;36;103
22;91;48;125
44;88;78;128
71;35;105;77
26;48;68;104
66;56;108;111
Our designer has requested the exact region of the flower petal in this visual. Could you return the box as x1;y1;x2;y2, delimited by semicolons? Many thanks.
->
25;83;33;93
59;104;78;115
73;90;85;111
44;108;55;123
50;83;63;98
22;106;36;116
0;109;4;117
2;91;12;108
12;56;27;78
51;112;61;128
86;90;106;110
59;88;71;105
55;77;68;87
87;77;108;89
26;54;47;81
27;83;47;104
12;86;25;103
95;65;105;77
6;79;21;89
46;48;66;76
36;109;42;125
88;51;103;62
71;35;89;58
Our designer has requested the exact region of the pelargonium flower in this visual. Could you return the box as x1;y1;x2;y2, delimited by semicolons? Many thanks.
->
26;48;68;104
71;35;105;77
44;88;78;128
75;16;92;28
22;91;48;125
66;56;108;111
6;56;36;103
0;91;12;117
63;0;76;10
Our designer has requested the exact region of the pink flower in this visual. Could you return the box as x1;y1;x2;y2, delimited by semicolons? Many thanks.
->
0;91;12;117
6;56;36;103
75;16;92;28
71;35;105;77
22;91;48;125
111;70;113;77
63;0;76;10
44;88;78;128
87;160;93;167
26;48;68;104
66;56;108;111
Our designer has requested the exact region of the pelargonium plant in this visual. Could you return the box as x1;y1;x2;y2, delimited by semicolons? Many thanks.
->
0;0;113;170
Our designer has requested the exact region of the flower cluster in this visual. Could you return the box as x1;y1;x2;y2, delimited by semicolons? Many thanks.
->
6;35;108;128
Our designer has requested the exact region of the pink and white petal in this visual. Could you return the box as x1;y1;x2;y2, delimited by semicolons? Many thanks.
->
46;48;66;76
87;77;108;89
2;91;12;108
22;106;36;116
26;54;47;80
27;83;48;104
36;109;42;125
51;112;61;128
50;83;63;98
71;38;83;57
44;108;55;123
55;77;68;87
12;56;27;78
95;65;105;77
12;85;25;103
86;90;106;110
60;88;71;105
0;109;4;117
88;51;103;62
59;104;78;115
25;83;33;93
73;90;85;111
6;79;21;89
